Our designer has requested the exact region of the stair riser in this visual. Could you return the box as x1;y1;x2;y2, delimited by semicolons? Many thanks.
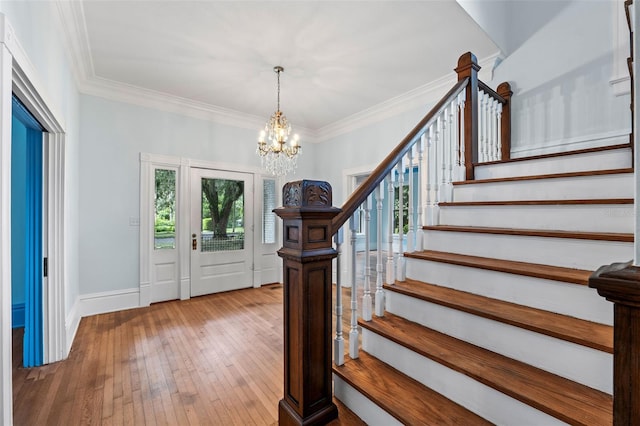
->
362;331;566;425
453;174;633;202
438;204;634;233
333;376;403;426
406;258;613;325
421;230;633;270
474;148;632;180
385;290;612;393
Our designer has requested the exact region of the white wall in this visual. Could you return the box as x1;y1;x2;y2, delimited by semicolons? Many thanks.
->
78;94;318;296
312;0;631;201
0;1;80;339
490;0;630;157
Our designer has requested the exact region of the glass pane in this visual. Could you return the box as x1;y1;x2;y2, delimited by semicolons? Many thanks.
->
263;179;276;244
154;169;176;249
201;178;244;252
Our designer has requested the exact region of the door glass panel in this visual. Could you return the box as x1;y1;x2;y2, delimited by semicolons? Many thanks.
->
262;179;276;244
154;169;176;249
201;178;244;252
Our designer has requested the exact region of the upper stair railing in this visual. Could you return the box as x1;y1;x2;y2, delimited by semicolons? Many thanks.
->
273;51;512;425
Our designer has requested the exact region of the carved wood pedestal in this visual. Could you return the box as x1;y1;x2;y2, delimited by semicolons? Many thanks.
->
275;180;340;426
590;261;640;425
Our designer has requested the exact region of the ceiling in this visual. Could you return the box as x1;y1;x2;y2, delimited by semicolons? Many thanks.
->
62;0;499;137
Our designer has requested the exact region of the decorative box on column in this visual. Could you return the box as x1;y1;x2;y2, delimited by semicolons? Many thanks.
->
274;180;340;426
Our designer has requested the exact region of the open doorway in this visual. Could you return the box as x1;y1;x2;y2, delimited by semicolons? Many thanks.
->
11;95;45;368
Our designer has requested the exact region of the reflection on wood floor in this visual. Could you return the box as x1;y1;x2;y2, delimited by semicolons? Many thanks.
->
12;284;365;425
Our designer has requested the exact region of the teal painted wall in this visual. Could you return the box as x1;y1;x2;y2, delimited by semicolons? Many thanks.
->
11;116;27;312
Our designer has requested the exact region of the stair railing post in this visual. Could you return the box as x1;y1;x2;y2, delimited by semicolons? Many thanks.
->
334;229;344;367
497;82;513;161
455;52;480;180
589;261;640;426
275;180;340;426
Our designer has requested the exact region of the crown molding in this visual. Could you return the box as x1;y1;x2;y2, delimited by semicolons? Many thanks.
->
53;1;501;144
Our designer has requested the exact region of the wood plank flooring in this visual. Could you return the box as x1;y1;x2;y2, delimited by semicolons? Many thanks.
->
12;284;364;426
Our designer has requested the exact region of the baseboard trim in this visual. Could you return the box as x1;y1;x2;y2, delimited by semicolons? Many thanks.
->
12;303;25;329
65;297;80;356
79;288;141;318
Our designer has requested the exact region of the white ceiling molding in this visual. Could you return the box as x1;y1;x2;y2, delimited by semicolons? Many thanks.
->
53;0;501;144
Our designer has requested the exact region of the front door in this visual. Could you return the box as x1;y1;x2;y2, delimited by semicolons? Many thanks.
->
190;168;254;296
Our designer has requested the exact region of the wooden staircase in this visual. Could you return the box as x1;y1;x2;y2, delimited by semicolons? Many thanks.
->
332;145;633;425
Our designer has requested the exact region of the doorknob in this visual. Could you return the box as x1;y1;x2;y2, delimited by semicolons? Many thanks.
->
192;233;197;250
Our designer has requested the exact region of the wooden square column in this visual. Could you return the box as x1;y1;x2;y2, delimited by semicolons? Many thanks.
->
590;261;640;425
275;180;340;426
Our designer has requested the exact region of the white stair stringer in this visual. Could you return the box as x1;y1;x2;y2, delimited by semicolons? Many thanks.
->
333;375;402;426
453;171;633;202
438;202;634;233
361;330;566;426
385;289;612;393
474;146;632;180
405;257;613;325
421;229;633;270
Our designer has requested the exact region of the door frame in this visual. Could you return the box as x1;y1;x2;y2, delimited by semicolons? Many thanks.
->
0;14;67;424
140;154;282;306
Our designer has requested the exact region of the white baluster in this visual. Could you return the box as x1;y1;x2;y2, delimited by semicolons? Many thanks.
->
385;174;395;284
333;229;344;366
349;214;359;359
406;146;415;253
439;110;447;202
396;160;406;282
497;102;503;161
491;98;499;161
484;92;491;161
375;183;385;317
458;92;466;181
416;134;425;251
362;196;372;321
425;128;433;226
433;116;441;206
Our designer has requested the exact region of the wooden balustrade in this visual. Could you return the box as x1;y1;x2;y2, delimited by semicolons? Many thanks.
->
276;51;512;424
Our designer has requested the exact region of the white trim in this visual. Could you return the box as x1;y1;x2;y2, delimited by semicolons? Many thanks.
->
0;38;13;426
0;12;68;424
79;288;141;318
511;129;631;158
611;0;632;97
64;297;80;355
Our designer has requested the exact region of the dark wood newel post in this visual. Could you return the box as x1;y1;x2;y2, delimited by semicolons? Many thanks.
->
497;82;513;161
274;180;340;426
455;51;480;181
589;261;640;425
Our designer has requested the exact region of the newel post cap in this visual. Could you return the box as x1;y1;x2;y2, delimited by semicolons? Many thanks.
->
455;51;480;78
589;260;640;307
281;180;334;209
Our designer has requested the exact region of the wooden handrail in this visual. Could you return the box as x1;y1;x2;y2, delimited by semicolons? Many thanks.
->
478;81;507;104
330;77;470;233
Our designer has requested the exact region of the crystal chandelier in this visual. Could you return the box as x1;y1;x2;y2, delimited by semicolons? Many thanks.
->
256;66;301;176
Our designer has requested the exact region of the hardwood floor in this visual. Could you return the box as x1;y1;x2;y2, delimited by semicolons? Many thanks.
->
12;284;364;425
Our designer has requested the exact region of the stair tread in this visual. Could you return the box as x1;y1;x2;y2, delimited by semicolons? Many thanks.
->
422;225;634;242
439;198;633;206
360;314;612;425
405;250;592;285
453;167;633;186
333;352;493;425
386;279;612;353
